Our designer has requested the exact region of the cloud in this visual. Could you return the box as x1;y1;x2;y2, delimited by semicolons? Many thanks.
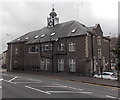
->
0;1;118;53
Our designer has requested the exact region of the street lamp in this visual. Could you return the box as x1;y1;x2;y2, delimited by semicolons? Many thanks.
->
6;34;12;71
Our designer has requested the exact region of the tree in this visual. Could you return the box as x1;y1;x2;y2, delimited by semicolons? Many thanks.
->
112;35;120;81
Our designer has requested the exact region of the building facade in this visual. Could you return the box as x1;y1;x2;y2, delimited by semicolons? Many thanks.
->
7;7;111;76
1;50;8;68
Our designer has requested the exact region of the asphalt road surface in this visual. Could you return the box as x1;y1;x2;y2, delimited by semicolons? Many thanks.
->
1;71;120;99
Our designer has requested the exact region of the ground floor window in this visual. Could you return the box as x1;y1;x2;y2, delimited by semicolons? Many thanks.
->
40;59;44;70
45;59;50;70
69;59;76;72
58;59;64;71
40;58;50;70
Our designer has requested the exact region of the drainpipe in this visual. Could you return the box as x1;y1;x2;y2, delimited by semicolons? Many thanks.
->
10;42;12;71
39;39;41;71
90;33;94;76
109;39;111;70
51;41;54;73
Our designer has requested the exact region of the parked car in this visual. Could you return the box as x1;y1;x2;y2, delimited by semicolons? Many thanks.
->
93;72;118;80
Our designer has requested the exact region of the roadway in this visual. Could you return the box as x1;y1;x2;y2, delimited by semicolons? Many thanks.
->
1;71;120;99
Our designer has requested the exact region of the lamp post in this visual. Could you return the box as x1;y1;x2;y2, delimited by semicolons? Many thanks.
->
6;34;12;71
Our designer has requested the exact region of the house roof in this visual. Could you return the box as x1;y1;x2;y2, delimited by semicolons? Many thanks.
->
8;20;99;44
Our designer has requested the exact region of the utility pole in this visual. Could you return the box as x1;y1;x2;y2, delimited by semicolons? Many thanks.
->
6;34;12;71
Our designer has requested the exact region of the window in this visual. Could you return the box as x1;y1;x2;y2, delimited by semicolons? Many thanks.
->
69;59;76;72
25;37;29;40
17;38;20;41
58;43;64;51
45;59;50;70
58;59;64;71
40;58;50;70
50;32;56;36
71;29;77;33
69;42;75;52
41;45;44;51
50;44;53;50
35;35;39;39
97;36;101;45
98;49;102;59
40;59;44;70
41;34;46;38
15;48;18;54
29;46;38;53
44;45;49;51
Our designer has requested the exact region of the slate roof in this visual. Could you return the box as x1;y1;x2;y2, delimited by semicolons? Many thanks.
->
9;20;93;44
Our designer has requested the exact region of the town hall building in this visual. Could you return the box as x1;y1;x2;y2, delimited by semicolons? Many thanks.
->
6;7;111;76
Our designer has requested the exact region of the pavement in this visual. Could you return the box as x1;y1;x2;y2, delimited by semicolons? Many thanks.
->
5;70;120;88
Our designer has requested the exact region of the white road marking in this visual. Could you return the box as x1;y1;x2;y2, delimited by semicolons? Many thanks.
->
0;78;3;81
46;91;92;94
14;82;41;84
106;95;117;98
29;79;42;82
2;73;21;78
0;86;2;88
25;86;51;95
52;83;62;86
46;91;74;93
8;76;18;82
52;83;83;91
37;85;67;88
77;88;83;91
78;92;92;94
3;79;15;84
66;86;77;90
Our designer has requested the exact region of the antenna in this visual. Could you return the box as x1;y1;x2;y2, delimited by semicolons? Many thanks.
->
52;4;54;8
77;3;78;21
52;4;55;11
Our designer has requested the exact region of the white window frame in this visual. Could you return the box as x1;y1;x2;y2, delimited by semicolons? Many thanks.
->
58;43;64;51
29;46;38;53
69;59;76;72
98;49;102;59
44;45;49;51
40;59;44;70
45;59;50;70
58;59;64;71
15;48;18;54
97;36;101;45
50;44;53;50
69;42;75;52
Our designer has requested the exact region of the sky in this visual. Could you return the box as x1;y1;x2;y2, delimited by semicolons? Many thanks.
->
0;0;119;53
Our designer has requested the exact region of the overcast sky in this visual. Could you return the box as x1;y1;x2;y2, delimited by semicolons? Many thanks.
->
0;0;119;53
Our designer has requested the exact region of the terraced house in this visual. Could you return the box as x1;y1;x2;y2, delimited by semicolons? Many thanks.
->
7;7;111;76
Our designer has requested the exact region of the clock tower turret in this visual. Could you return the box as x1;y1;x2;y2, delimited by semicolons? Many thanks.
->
47;6;59;27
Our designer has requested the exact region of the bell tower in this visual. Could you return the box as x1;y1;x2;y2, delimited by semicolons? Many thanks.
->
47;5;59;27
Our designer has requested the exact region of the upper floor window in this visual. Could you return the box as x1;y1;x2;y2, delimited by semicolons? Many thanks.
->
41;45;44;51
44;45;49;51
69;42;75;52
50;44;53;50
15;48;18;54
97;36;101;45
58;43;64;51
29;46;38;53
98;49;102;59
85;36;89;57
